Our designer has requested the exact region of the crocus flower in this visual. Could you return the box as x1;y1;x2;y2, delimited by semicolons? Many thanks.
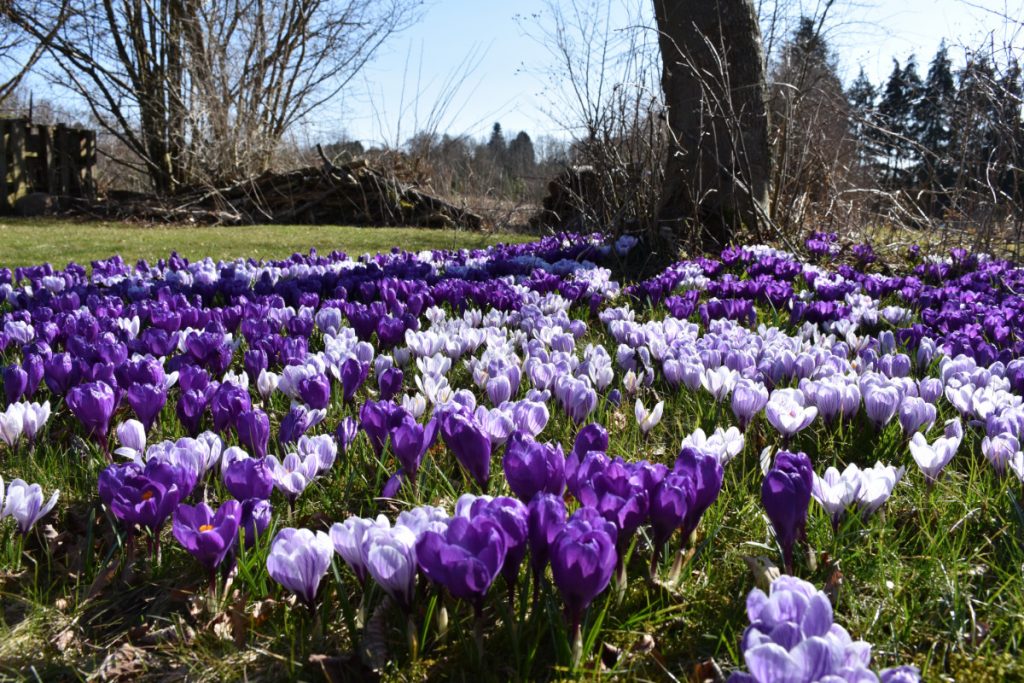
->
648;472;697;549
0;402;24;447
67;380;117;445
672;447;724;540
856;462;904;515
236;409;271;459
172;500;242;571
440;411;492;488
378;367;404;402
811;464;861;530
335;416;359;455
909;425;961;484
266;527;334;607
114;419;147;460
390;415;438;480
502;431;566;502
898;396;937;436
864;384;901;430
527;492;566;582
731;379;769;430
126;383;166;432
2;478;59;535
222;455;274;501
981;433;1020;474
416;514;506;608
634;398;664;434
550;510;617;654
3;365;28;405
240;498;272;548
20;400;51;443
361;524;418;611
298;372;332;409
764;389;817;440
340;358;368;404
106;460;188;534
761;451;813;572
266;452;319;504
331;514;391;584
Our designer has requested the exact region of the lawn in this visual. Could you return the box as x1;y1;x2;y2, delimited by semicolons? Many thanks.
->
0;218;531;267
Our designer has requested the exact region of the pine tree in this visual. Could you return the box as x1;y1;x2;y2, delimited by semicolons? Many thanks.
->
487;122;506;159
847;67;877;169
877;56;923;186
912;43;957;210
506;131;535;177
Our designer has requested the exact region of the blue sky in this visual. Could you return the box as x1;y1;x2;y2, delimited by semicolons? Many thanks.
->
317;0;1022;147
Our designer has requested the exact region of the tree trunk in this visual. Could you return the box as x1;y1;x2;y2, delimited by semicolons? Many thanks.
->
653;0;771;249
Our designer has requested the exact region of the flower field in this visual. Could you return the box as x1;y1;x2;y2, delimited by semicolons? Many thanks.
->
1;232;1023;680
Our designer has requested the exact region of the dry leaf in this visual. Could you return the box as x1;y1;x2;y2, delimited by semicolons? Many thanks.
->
742;555;781;591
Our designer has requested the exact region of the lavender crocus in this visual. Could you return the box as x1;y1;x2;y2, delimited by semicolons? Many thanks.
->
811;464;861;530
765;389;817;440
266;527;334;607
2;478;59;535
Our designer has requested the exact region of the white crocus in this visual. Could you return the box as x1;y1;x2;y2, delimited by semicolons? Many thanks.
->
635;398;664;435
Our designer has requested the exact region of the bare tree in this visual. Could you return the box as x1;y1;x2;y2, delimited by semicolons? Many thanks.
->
0;1;68;106
654;0;772;248
7;0;421;192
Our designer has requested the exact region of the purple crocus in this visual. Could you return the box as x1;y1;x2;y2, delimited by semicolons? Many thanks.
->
761;451;813;573
416;514;507;608
550;509;617;663
298;372;332;409
502;431;566;502
378;367;404;402
236;409;271;459
222;455;274;501
340;358;369;404
239;498;272;548
105;460;190;535
527;492;566;588
67;380;117;447
390;415;438;480
440;411;492;488
266;527;334;607
172;500;242;573
210;383;252;433
3;365;28;405
126;383;166;432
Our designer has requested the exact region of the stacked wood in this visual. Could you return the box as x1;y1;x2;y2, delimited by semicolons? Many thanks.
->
68;156;482;229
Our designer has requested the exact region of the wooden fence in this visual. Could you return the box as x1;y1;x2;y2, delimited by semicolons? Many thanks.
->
0;118;96;212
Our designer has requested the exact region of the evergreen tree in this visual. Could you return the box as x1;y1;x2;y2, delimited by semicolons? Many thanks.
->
912;43;957;209
507;131;536;177
487;122;506;160
847;67;877;169
877;56;923;186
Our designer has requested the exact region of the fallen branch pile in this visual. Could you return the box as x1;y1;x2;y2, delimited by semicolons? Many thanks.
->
68;155;482;229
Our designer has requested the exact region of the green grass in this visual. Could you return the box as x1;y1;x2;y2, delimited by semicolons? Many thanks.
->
0;218;531;267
